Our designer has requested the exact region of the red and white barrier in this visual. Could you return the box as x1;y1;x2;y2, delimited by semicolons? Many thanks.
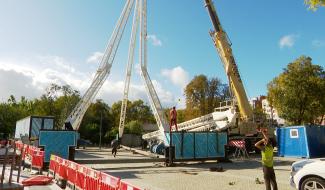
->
75;164;87;190
47;154;144;190
84;168;100;190
100;173;120;190
120;181;142;190
48;155;57;177
229;140;246;148
56;158;68;180
66;160;78;189
15;141;45;171
31;150;44;169
15;141;144;190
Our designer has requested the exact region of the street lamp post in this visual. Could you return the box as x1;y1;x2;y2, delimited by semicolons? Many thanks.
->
99;111;102;150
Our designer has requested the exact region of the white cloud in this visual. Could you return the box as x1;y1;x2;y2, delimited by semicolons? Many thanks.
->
147;34;162;47
0;56;89;101
87;52;103;64
279;34;298;49
312;40;325;48
161;66;189;88
0;55;176;108
0;69;41;101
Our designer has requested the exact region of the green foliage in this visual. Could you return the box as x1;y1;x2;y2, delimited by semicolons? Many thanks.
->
0;96;34;135
267;56;325;125
106;127;118;140
184;74;230;120
111;99;155;128
124;120;143;135
79;99;113;144
305;0;325;10
0;83;156;144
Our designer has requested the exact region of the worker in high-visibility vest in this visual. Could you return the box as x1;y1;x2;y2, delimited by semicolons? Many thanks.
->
255;129;278;190
169;106;178;131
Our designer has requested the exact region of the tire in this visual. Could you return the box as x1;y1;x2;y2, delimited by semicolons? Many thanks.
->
300;177;325;190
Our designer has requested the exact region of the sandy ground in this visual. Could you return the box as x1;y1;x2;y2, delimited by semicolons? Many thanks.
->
75;147;299;190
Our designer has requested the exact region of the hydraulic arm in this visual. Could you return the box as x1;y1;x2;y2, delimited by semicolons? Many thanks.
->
204;0;253;120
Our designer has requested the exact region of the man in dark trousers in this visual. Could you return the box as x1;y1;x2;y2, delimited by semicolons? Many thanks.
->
255;129;278;190
169;106;178;131
111;139;119;157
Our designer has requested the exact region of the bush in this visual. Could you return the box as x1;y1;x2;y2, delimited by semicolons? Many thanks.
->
125;120;143;135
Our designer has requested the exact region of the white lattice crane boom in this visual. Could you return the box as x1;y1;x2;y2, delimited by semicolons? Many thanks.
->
139;0;170;145
65;0;135;131
114;0;169;145
118;0;140;138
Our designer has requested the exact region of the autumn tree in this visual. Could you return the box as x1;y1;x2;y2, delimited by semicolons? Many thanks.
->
305;0;325;10
267;56;325;125
184;75;230;120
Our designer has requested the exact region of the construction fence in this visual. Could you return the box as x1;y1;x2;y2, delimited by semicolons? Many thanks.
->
49;154;143;190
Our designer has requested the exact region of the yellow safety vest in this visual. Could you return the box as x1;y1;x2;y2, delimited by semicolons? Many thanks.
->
261;145;273;167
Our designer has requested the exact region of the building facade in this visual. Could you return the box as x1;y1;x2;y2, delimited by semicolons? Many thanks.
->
250;96;285;126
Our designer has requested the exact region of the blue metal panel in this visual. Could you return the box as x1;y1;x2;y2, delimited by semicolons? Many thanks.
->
277;126;308;158
165;131;227;160
207;133;217;157
39;131;77;162
182;133;194;159
217;132;227;157
195;133;208;158
171;133;182;159
305;126;325;158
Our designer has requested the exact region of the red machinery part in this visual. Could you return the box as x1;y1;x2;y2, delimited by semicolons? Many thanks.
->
22;175;53;186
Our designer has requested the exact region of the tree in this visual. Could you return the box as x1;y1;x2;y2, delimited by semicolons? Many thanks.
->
0;95;34;135
305;0;325;10
185;75;208;117
124;120;143;135
109;99;155;140
79;99;113;143
184;75;231;120
32;84;80;129
267;56;325;125
111;99;155;128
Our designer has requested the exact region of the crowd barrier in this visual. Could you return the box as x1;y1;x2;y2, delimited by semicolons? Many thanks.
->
15;141;44;172
49;155;143;190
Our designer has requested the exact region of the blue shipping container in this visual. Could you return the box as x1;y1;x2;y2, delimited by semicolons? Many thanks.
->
277;126;325;158
166;131;227;160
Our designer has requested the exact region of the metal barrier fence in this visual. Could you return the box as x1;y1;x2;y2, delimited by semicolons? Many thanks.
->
48;154;143;190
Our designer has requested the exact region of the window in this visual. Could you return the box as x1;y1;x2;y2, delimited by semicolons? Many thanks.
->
290;129;299;138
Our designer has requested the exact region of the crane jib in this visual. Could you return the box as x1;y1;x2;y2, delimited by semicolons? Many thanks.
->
204;0;222;32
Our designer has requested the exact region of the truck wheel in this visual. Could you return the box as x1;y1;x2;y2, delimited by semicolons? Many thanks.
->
300;177;325;190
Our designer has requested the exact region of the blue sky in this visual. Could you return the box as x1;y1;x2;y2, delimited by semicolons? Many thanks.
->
0;0;324;108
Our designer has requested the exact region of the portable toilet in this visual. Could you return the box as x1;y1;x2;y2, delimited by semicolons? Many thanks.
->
276;125;325;158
